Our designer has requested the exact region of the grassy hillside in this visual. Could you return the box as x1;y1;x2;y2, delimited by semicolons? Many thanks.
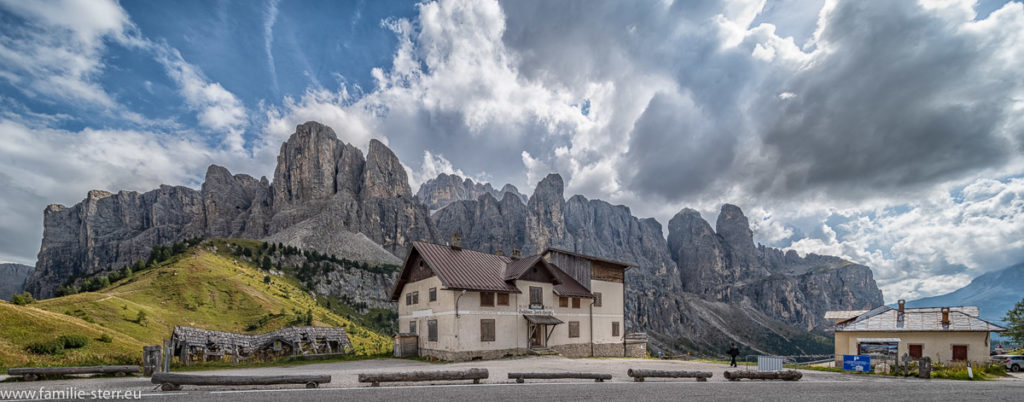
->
0;240;391;372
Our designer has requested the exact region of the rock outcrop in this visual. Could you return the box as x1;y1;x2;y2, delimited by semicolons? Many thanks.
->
0;263;33;300
416;173;526;211
25;121;433;298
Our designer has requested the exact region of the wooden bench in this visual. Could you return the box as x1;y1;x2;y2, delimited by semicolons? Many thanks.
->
151;372;331;391
8;366;140;381
357;369;488;387
508;372;613;383
626;369;712;382
723;369;802;381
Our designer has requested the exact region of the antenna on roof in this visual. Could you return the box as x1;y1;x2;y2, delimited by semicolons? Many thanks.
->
511;249;521;259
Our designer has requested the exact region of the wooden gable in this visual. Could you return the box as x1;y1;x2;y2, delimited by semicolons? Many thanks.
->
390;247;438;301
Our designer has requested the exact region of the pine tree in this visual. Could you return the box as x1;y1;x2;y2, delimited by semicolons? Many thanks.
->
1004;298;1024;348
261;255;272;270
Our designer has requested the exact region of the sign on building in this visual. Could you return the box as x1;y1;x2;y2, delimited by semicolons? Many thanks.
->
842;355;871;372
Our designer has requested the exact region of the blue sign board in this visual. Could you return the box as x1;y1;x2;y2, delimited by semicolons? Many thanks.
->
843;355;871;372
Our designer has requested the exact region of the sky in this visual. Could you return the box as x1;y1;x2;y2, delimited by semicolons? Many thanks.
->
1;0;1023;303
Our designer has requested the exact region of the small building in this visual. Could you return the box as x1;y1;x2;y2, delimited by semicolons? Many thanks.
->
826;300;1006;366
390;239;645;361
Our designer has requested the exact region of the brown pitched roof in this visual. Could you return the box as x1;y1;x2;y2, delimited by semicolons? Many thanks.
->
393;242;596;299
412;241;519;293
543;247;634;270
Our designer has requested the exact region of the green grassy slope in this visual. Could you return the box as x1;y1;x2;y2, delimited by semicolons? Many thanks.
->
0;240;391;372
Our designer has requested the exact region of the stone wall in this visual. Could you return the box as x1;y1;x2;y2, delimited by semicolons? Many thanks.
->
419;347;526;362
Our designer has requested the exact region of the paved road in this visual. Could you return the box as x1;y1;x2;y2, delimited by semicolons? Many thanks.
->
2;357;1022;401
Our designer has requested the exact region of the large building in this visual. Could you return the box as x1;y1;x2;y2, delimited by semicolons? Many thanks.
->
826;300;1006;366
391;239;645;361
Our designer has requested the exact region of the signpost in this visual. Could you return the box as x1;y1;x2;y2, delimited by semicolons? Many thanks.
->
843;355;871;372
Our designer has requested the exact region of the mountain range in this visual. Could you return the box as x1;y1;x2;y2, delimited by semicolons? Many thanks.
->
19;121;884;356
0;263;33;300
907;262;1024;328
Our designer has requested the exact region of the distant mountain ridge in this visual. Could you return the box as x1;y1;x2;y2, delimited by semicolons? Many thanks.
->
0;263;33;300
23;121;884;357
907;262;1024;325
416;172;526;211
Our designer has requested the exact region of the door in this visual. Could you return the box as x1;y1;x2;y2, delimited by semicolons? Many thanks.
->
530;325;545;348
908;344;923;359
952;345;968;361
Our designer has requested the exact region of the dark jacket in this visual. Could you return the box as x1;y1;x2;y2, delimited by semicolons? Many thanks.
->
728;347;740;357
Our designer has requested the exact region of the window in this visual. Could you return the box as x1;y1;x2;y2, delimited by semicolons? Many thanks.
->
952;345;968;361
405;293;411;305
530;287;543;306
429;287;437;302
428;320;438;342
572;298;581;309
612;322;620;337
412;291;419;304
480;319;495;342
594;292;602;307
480;292;495;307
409;320;417;334
559;296;569;308
497;293;509;306
568;321;580;338
909;344;922;360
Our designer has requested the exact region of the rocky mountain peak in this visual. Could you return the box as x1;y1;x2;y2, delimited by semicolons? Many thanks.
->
362;139;412;199
715;203;758;270
273;122;343;205
416;173;526;211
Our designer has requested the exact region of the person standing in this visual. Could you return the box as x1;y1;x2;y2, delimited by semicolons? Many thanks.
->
728;343;740;367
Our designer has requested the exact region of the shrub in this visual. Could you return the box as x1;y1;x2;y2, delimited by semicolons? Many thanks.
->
135;310;148;326
11;291;34;305
97;334;113;343
58;334;90;349
26;339;65;355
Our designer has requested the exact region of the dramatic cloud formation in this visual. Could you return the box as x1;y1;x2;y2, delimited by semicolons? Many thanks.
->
1;0;1023;302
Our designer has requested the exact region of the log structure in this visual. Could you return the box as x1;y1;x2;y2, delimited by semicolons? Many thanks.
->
626;369;712;382
170;325;351;365
723;370;802;381
508;372;613;383
357;368;489;387
151;372;330;391
9;365;140;381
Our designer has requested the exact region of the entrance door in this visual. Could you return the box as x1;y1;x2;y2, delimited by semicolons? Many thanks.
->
952;345;968;361
530;325;546;348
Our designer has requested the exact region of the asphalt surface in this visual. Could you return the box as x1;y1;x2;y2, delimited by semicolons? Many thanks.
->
1;357;1022;401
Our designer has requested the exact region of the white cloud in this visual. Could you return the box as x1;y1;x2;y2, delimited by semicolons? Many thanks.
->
0;0;132;107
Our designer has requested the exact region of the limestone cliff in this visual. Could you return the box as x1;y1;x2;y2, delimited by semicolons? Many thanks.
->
416;173;526;211
26;121;430;298
0;263;33;300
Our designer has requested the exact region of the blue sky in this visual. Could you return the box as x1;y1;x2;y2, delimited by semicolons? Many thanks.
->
1;0;1024;302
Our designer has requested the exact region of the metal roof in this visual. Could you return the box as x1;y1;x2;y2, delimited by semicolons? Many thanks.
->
835;307;1006;332
413;241;520;293
397;241;595;298
543;247;634;269
524;314;564;325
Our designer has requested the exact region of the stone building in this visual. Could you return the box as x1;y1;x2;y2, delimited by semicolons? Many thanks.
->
170;325;351;365
391;240;646;361
826;301;1006;366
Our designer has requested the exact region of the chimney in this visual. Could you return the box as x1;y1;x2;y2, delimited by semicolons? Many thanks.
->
511;249;522;259
897;299;905;328
450;231;462;250
941;307;950;327
898;299;905;314
495;249;503;256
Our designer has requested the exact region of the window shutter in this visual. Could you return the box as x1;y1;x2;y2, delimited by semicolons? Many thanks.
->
429;288;437;302
612;321;620;337
572;298;580;308
406;293;411;305
481;319;495;342
594;292;602;307
559;297;568;308
497;293;509;306
481;292;495;307
569;321;580;338
428;320;438;342
530;287;543;306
